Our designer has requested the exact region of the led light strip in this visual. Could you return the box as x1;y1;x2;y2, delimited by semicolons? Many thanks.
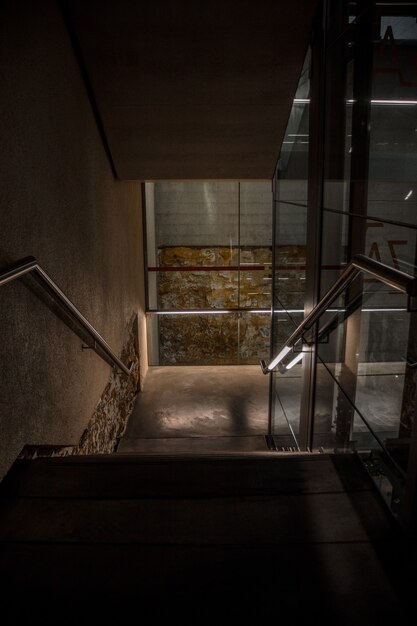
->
147;307;407;316
147;309;272;315
285;352;305;370
294;98;417;105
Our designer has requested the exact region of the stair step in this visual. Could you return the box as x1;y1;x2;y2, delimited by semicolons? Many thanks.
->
0;451;411;623
1;541;410;623
0;453;374;498
0;489;395;544
117;434;269;453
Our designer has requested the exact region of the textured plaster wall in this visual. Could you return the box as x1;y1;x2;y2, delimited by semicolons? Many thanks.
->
0;0;146;479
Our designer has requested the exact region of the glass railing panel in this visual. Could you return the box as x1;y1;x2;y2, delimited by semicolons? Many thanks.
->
302;271;366;355
270;309;305;448
313;358;349;451
271;307;305;355
351;357;406;452
271;350;303;450
313;278;414;483
313;356;406;518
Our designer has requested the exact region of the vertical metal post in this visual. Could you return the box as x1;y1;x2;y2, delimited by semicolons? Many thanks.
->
298;4;327;451
316;1;350;448
268;174;278;438
143;182;160;365
335;0;374;448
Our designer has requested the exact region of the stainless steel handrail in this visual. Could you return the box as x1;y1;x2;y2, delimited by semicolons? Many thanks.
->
0;256;132;375
261;253;417;374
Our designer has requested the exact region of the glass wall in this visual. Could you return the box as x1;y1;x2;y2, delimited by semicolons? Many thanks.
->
144;181;273;365
315;1;417;516
318;0;417;446
269;1;417;514
142;3;417;518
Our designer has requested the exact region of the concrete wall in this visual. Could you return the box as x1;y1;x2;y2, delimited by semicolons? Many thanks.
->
0;0;146;479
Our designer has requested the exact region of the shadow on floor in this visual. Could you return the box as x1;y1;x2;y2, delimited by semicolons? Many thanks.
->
118;365;271;453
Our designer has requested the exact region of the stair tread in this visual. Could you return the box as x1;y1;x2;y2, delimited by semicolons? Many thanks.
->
2;540;412;623
0;489;396;543
0;453;374;498
117;434;270;454
0;450;411;622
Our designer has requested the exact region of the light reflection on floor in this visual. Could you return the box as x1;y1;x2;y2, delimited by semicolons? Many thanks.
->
119;361;408;454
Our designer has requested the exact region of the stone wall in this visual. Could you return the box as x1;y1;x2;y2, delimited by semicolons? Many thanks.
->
156;244;307;365
18;314;141;459
73;314;141;455
158;246;272;309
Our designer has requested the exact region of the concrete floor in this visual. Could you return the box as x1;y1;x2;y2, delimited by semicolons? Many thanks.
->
118;361;406;455
118;365;271;453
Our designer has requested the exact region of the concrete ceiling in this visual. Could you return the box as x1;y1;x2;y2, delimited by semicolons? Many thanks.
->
64;0;319;180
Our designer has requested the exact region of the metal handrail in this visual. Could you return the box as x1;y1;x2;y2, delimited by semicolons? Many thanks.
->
0;256;132;375
261;253;417;374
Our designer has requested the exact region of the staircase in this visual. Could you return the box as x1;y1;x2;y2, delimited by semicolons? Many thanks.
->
0;451;414;623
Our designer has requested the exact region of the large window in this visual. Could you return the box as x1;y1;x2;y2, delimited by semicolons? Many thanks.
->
144;181;273;365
